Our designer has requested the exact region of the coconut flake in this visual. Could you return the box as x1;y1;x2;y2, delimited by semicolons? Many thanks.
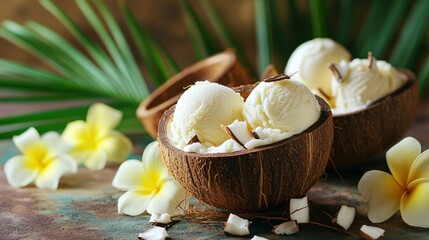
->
290;196;310;224
223;120;254;147
360;225;385;240
224;213;250;236
251;235;269;240
137;226;168;240
334;205;356;230
272;220;299;235
149;213;172;225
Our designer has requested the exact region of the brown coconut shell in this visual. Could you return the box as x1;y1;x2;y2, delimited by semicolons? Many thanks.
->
137;50;254;138
157;93;333;212
332;69;418;169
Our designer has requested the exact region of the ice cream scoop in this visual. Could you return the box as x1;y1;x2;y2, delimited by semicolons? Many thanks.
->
330;54;407;114
285;38;351;96
168;81;244;148
243;75;321;137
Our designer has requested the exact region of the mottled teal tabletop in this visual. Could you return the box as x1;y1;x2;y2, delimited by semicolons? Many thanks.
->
1;100;429;240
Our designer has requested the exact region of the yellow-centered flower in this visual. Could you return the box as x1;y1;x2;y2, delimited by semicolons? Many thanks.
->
112;141;187;216
62;103;132;171
358;137;429;228
4;127;77;190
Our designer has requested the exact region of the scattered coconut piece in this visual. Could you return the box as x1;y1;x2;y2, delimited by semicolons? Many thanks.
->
334;205;356;230
251;235;269;240
290;196;310;224
224;213;250;236
360;225;385;240
368;52;377;70
187;135;200;145
251;131;260;139
149;213;172;225
272;220;299;235
263;73;291;82
137;226;168;240
223;120;254;147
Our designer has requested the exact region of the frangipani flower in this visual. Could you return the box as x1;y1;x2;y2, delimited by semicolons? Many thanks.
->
62;103;132;171
112;141;187;216
358;137;429;228
4;127;77;190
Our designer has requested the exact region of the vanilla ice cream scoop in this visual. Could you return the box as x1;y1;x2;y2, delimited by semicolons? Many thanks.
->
243;76;321;134
285;38;351;96
330;54;407;114
168;81;244;148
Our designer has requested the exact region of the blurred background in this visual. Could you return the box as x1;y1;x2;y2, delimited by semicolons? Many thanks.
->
0;0;428;138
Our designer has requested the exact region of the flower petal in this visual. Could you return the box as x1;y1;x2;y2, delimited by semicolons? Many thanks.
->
43;131;73;155
358;170;404;223
142;142;169;178
147;179;187;216
62;120;87;145
386;137;421;188
112;159;145;191
35;155;78;190
117;189;153;216
87;103;122;132
99;131;132;163
13;127;40;155
83;150;107;171
4;156;38;188
408;150;429;184
401;181;429;228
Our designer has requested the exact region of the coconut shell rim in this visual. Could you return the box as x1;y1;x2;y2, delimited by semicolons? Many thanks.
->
158;96;332;158
137;50;238;117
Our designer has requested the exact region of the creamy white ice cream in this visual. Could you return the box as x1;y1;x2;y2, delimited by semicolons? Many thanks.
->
243;79;321;133
285;38;351;96
168;81;244;149
242;78;321;148
330;56;407;115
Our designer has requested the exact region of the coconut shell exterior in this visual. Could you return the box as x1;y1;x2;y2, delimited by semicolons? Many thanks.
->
332;69;418;169
137;50;253;138
158;96;333;212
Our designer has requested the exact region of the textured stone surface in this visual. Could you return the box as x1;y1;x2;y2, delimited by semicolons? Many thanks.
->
1;98;429;239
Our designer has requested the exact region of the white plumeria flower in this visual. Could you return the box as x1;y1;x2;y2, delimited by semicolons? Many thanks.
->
62;103;132;171
358;137;429;228
4;127;77;190
112;141;188;216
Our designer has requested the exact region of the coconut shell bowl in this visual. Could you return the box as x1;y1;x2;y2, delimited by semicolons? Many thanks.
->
261;67;419;169
157;89;334;212
332;69;418;169
137;50;253;138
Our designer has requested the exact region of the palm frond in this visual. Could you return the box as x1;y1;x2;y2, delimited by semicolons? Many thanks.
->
255;0;272;76
122;2;178;87
308;0;328;38
390;0;429;69
180;0;222;60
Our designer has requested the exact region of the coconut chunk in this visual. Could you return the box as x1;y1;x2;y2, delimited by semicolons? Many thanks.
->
223;120;254;147
272;220;299;235
251;235;269;240
137;226;168;240
334;205;356;230
290;196;310;223
360;225;385;240
149;213;172;224
224;213;250;236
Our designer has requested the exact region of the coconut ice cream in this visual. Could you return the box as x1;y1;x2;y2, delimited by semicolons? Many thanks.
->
285;38;351;96
167;75;322;153
330;54;407;114
167;81;244;149
242;77;321;149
